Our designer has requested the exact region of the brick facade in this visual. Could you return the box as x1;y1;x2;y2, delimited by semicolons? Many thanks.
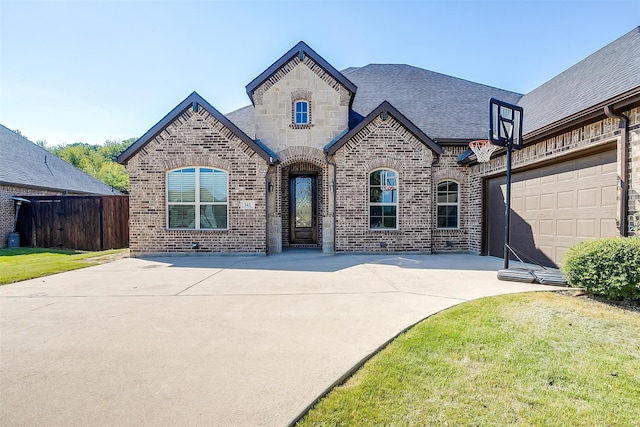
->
123;40;638;257
125;107;268;256
331;115;437;253
467;106;640;254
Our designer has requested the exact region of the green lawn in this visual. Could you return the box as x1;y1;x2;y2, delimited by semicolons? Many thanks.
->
0;247;128;285
297;292;640;426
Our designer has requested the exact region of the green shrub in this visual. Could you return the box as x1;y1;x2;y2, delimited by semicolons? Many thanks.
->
562;237;640;300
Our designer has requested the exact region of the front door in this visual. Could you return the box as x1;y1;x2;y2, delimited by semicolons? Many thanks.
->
289;174;317;245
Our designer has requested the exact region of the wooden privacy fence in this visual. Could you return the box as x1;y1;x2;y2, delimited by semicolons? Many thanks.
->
16;195;129;251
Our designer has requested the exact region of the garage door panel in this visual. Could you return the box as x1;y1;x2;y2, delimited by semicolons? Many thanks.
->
539;219;555;236
540;193;555;209
557;191;575;208
577;219;597;238
602;218;618;236
577;188;598;207
602;185;617;206
487;149;618;267
556;219;574;237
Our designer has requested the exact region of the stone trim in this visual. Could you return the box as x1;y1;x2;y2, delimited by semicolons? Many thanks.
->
277;146;326;168
253;56;350;107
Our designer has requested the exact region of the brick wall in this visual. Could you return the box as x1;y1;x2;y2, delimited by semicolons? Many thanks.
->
125;106;269;255
0;185;61;248
331;115;435;252
432;145;470;252
468;106;640;253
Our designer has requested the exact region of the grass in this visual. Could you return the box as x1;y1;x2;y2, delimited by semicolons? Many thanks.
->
0;247;128;285
297;292;640;426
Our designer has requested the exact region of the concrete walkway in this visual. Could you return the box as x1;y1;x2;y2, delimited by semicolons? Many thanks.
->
0;251;563;426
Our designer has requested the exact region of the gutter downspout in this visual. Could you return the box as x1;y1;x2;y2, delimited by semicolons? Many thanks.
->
604;105;629;237
325;151;337;253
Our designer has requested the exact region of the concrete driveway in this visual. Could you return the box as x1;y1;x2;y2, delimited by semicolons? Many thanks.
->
0;251;561;426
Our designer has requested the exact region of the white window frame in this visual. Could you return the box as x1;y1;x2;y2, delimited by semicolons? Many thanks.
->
368;168;399;230
436;180;460;229
166;167;229;230
294;100;309;125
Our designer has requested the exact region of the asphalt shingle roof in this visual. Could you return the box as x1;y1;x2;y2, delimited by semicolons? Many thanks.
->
0;124;118;195
343;64;522;140
227;64;522;141
518;26;640;135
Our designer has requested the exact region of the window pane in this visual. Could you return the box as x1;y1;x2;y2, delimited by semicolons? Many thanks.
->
370;187;383;203
370;206;382;216
383;216;396;228
169;205;195;228
383;205;396;216
447;193;458;203
370;216;383;229
381;190;397;203
200;205;227;229
383;171;396;186
370;170;381;186
200;169;227;202
295;101;308;124
295;177;312;228
168;168;195;202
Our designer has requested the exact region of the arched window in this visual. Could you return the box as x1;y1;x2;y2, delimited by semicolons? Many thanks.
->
294;100;309;125
167;167;228;229
437;180;459;229
369;168;398;229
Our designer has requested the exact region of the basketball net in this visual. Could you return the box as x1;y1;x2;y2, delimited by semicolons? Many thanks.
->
469;140;498;163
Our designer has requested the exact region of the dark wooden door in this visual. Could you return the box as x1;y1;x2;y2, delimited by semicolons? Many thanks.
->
289;175;317;245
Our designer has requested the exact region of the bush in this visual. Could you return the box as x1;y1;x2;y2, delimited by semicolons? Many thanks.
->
562;237;640;300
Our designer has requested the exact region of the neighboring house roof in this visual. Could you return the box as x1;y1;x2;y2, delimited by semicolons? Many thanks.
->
245;41;358;107
228;64;522;142
0;124;117;195
117;92;277;165
325;101;444;155
519;26;640;136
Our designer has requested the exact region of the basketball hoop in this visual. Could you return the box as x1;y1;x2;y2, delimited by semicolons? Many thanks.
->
468;139;498;163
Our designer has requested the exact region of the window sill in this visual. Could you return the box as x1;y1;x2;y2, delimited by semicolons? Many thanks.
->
289;124;313;129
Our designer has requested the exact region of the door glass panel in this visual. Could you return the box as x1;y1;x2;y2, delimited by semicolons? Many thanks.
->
295;177;312;228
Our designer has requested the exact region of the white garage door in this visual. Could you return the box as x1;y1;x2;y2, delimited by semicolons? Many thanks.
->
487;149;618;267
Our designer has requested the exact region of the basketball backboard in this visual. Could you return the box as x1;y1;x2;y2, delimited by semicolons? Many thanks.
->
489;98;523;149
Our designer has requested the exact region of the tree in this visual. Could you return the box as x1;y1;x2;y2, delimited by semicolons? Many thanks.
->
46;139;133;194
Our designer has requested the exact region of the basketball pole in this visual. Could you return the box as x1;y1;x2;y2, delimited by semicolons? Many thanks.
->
501;117;514;270
504;135;512;269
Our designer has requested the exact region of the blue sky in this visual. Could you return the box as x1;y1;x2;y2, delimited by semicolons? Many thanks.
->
1;0;638;146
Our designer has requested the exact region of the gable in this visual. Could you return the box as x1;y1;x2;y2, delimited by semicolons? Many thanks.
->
117;92;277;165
245;41;357;108
325;101;444;156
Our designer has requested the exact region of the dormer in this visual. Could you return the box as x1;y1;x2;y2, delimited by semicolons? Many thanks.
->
245;42;357;153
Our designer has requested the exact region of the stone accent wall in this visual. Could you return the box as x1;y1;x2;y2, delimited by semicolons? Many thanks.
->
254;57;349;153
432;145;470;252
125;106;268;255
0;185;62;248
468;106;640;253
332;115;435;252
